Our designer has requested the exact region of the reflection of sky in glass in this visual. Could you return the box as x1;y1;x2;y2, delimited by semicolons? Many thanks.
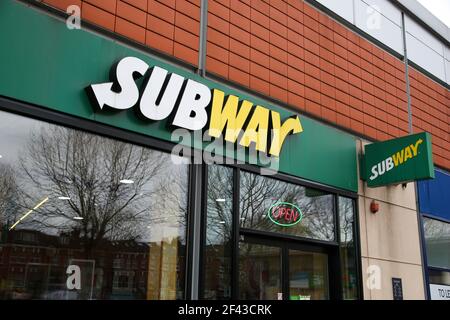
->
239;171;335;241
0;112;43;162
0;110;189;244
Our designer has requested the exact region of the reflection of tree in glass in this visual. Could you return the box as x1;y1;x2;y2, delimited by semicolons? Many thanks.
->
206;166;233;246
0;163;19;228
203;165;233;299
339;197;354;245
9;125;183;256
239;171;335;241
424;218;450;240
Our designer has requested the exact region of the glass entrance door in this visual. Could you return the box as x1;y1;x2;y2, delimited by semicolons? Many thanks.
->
238;236;330;300
288;250;329;300
239;242;282;300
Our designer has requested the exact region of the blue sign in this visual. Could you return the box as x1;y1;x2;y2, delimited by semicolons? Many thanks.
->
418;169;450;221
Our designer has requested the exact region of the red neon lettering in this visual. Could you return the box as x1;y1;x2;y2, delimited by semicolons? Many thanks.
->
271;205;300;223
285;208;292;221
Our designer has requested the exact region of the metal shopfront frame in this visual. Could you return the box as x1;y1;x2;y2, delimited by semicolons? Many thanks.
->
0;95;363;300
198;162;363;300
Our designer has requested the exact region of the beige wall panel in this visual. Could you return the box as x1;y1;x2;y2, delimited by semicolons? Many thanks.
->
365;258;425;300
364;198;422;264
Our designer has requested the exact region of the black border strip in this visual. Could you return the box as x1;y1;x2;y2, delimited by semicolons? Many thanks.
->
240;229;340;247
428;266;450;273
231;167;240;299
419;210;431;300
353;196;364;300
197;163;209;299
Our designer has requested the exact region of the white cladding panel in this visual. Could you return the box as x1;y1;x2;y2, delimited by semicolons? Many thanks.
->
316;0;354;23
355;0;403;54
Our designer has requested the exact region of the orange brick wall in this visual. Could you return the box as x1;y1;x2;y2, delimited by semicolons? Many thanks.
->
206;0;409;141
39;0;450;170
42;0;201;66
205;0;449;170
410;68;450;169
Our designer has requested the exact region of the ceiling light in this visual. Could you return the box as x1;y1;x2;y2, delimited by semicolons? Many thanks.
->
219;221;226;224
216;198;226;202
0;155;3;159
119;179;134;184
58;196;71;200
9;197;49;230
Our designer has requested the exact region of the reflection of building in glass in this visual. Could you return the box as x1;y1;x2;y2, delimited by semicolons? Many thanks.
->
0;228;185;300
202;244;232;299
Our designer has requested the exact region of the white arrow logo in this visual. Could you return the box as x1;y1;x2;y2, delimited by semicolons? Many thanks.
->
87;57;149;110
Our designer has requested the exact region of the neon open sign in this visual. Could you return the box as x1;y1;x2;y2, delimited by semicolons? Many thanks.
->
267;202;303;227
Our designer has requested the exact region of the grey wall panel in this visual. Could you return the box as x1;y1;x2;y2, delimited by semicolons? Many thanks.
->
316;0;354;23
355;0;403;54
360;0;402;26
406;32;446;82
405;16;444;56
445;58;450;84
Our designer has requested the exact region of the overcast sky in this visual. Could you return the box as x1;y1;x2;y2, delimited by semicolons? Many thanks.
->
417;0;450;27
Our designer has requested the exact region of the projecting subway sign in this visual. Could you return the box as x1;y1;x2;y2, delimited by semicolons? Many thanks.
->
362;132;434;187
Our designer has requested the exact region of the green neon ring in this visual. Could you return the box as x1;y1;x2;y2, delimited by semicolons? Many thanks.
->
267;202;303;227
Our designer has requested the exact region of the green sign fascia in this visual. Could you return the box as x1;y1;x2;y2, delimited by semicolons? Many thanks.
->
0;0;358;192
362;132;435;188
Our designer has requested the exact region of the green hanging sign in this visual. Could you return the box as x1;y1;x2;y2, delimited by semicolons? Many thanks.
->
361;132;435;188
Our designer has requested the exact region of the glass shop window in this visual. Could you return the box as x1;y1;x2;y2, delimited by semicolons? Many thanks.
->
202;165;233;299
0;110;189;300
338;196;358;299
423;217;450;270
239;171;335;241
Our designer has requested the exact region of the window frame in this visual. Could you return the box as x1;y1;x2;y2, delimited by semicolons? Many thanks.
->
421;214;450;293
0;96;194;300
0;96;363;300
199;163;363;300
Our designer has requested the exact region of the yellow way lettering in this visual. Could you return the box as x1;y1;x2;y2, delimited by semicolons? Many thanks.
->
208;89;253;143
404;146;413;161
239;106;270;153
410;138;423;157
269;111;303;157
392;149;404;167
208;89;303;155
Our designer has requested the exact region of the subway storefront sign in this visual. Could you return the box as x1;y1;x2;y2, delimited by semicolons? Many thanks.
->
87;57;302;157
0;0;358;192
362;132;435;187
